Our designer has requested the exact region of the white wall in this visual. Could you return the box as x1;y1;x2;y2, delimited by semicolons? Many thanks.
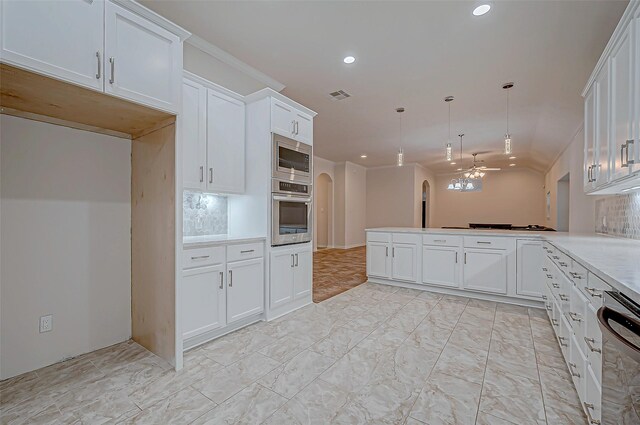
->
432;168;546;228
313;156;335;251
544;127;595;233
414;164;437;228
1;116;132;379
344;162;367;248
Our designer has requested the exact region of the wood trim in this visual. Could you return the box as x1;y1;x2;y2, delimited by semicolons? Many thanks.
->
131;123;176;365
0;63;175;137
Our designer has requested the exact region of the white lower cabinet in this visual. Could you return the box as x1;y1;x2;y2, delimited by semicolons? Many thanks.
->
391;241;419;282
366;241;391;279
182;241;265;346
422;245;460;288
270;244;312;310
366;233;419;283
585;365;602;425
462;248;508;294
516;239;543;298
182;264;226;340
227;258;264;324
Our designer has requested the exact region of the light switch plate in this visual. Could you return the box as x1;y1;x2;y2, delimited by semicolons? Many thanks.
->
39;315;53;333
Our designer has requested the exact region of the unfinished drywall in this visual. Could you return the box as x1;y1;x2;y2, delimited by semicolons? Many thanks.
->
432;168;546;228
0;115;132;379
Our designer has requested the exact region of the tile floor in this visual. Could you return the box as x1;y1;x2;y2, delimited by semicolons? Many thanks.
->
313;246;367;302
0;282;587;425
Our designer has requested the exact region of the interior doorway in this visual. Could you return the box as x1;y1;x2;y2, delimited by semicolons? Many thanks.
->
422;180;430;228
315;173;333;249
557;173;570;232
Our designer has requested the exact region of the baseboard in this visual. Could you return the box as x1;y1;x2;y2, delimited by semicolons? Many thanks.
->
333;244;365;250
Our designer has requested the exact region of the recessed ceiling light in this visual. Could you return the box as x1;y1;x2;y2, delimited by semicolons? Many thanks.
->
451;162;456;165
343;56;356;64
360;154;367;158
509;163;516;167
473;4;491;16
509;156;516;159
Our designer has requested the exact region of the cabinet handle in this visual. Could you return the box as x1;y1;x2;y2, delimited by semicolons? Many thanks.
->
109;57;115;84
228;270;233;287
542;295;548;300
628;140;635;165
240;249;255;254
200;166;204;183
542;267;548;272
190;255;210;260
294;253;298;267
558;261;568;267
587;165;592;182
584;287;603;298
569;271;582;279
295;121;299;135
551;318;559;327
433;239;446;243
546;274;553;279
559;294;569;301
569;312;582;322
552;283;560;289
583;402;601;425
392;247;395;258
385;247;388;257
622;142;629;168
291;120;296;134
219;271;224;289
95;51;101;80
464;252;467;264
209;168;213;183
558;336;568;347
455;251;458;263
568;362;580;378
291;254;294;267
476;241;491;245
552;256;560;260
584;337;601;353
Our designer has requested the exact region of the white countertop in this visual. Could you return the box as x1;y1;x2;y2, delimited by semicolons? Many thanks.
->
183;234;266;248
367;227;640;304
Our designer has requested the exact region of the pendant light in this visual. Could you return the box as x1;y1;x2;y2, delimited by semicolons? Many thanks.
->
444;96;454;161
448;134;474;191
396;107;405;166
503;82;514;155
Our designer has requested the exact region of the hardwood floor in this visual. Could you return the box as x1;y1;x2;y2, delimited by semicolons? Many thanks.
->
313;246;367;302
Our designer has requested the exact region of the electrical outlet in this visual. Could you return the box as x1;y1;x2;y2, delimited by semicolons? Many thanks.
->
39;315;53;333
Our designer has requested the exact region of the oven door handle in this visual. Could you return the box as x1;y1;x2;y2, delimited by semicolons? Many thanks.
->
273;195;312;203
597;306;640;361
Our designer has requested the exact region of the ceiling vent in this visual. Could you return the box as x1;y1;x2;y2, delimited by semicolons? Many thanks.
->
329;90;351;101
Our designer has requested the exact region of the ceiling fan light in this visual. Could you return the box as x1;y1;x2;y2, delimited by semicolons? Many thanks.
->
466;182;474;190
454;181;462;190
480;172;485;177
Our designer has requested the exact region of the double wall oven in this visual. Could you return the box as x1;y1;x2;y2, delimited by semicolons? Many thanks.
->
271;134;312;246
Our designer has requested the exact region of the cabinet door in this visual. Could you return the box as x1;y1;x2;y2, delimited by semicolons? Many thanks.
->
516;240;543;298
271;98;295;138
422;246;460;288
181;265;226;340
227;258;264;324
610;25;634;181
594;61;611;187
206;89;246;194
294;111;313;145
269;250;294;309
584;86;597;191
633;16;640;174
463;249;508;294
392;243;419;282
0;0;104;91
366;242;390;279
293;249;312;300
182;79;207;190
104;1;181;112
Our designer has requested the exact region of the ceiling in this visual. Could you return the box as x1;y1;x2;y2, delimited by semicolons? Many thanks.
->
143;0;627;174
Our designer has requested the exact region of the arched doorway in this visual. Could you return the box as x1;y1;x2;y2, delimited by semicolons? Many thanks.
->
315;173;333;249
422;180;430;228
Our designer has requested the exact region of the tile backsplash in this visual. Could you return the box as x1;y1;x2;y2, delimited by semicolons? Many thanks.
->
595;191;640;240
183;191;228;236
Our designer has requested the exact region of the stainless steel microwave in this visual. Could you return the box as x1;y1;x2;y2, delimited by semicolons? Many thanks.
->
272;134;311;183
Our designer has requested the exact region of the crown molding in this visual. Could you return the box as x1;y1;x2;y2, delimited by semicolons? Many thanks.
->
110;0;191;41
186;35;285;92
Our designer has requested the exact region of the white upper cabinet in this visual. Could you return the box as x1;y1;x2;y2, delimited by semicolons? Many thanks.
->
0;0;104;91
206;89;246;194
610;23;634;181
104;1;181;113
182;78;207;191
583;1;640;193
270;98;313;145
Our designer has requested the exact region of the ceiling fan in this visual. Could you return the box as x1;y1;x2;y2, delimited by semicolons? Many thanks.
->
459;153;501;178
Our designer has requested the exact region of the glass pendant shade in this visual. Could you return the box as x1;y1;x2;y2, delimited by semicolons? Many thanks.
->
446;143;453;161
504;135;512;155
397;148;404;167
447;181;455;190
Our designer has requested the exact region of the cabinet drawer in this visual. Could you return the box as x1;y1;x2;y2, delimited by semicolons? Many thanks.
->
227;242;264;263
568;259;588;285
392;233;420;244
182;246;225;269
581;273;610;308
569;283;588;354
367;232;391;243
569;333;587;402
585;365;602;425
423;235;462;247
463;236;510;250
550;250;571;273
584;303;603;384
